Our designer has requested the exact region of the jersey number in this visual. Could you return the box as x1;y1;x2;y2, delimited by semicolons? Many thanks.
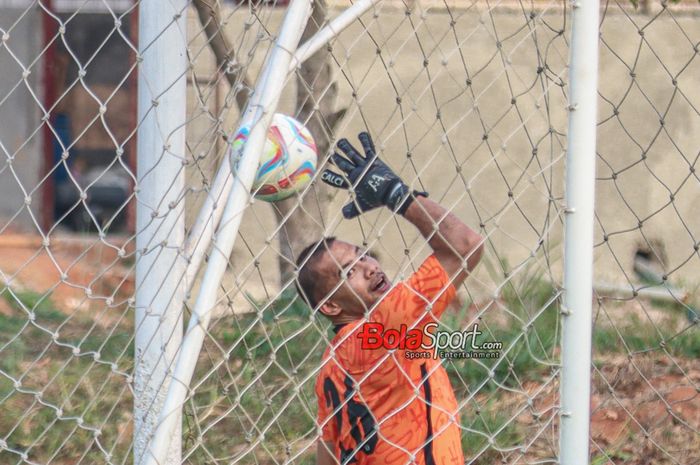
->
323;375;378;463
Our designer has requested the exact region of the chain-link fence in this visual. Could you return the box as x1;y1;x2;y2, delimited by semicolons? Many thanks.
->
590;2;699;463
0;0;697;464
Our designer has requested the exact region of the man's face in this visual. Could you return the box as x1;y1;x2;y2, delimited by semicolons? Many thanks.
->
315;240;391;318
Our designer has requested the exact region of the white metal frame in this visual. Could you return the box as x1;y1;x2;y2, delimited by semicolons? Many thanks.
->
560;1;600;464
133;0;188;464
141;2;313;464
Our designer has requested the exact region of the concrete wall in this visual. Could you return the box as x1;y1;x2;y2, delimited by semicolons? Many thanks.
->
181;4;699;308
594;10;700;289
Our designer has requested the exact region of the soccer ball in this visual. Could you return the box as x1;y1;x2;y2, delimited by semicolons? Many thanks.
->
230;113;318;202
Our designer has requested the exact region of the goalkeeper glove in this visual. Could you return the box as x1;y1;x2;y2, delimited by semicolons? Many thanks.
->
321;132;426;219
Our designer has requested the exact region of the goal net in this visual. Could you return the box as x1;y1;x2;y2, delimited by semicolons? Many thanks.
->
0;0;697;464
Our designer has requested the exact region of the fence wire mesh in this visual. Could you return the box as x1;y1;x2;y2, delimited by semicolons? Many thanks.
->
0;1;697;465
590;2;700;464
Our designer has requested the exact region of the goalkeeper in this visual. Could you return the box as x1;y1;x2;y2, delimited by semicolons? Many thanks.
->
296;132;483;465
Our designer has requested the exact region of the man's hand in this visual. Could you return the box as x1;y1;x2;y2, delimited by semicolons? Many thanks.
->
321;132;421;219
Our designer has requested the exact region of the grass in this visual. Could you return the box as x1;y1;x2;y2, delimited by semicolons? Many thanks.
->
592;301;700;359
590;449;632;465
182;288;326;463
460;398;523;463
593;319;700;358
0;268;696;464
0;287;134;464
442;269;561;396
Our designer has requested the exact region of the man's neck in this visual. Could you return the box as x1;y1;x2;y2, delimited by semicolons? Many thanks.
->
331;313;363;326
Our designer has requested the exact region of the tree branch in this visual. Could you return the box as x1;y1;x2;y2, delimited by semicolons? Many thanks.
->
274;0;349;283
193;0;252;111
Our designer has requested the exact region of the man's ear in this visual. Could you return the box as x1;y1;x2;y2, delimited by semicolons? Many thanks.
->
319;300;342;317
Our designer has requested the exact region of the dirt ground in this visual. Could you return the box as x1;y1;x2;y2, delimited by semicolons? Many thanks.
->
0;232;134;326
474;352;700;464
588;354;700;464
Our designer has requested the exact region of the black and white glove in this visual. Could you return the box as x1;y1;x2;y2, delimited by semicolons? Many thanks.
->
321;132;427;219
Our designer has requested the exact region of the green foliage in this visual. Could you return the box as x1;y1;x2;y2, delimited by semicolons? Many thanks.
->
443;268;560;395
591;449;632;465
593;312;699;359
461;399;522;463
184;289;326;463
1;287;64;323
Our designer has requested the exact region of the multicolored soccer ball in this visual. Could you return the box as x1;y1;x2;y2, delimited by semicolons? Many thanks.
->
230;114;318;202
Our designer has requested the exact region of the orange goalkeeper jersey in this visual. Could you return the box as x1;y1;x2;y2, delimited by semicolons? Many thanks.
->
315;255;463;465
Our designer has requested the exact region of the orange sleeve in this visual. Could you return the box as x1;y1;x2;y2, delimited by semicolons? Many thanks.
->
374;255;456;331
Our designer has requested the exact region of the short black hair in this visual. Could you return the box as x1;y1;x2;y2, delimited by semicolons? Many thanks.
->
295;237;337;310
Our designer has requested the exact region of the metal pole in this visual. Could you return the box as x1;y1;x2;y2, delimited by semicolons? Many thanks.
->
289;0;379;72
133;0;188;464
143;3;312;464
183;0;381;288
560;1;600;464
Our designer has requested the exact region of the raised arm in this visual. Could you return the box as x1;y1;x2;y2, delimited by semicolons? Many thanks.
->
321;131;483;286
403;196;483;287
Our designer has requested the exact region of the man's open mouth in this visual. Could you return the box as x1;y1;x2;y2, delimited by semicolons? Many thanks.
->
372;274;390;293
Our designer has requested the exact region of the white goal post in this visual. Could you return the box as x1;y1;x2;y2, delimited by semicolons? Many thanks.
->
139;2;314;463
